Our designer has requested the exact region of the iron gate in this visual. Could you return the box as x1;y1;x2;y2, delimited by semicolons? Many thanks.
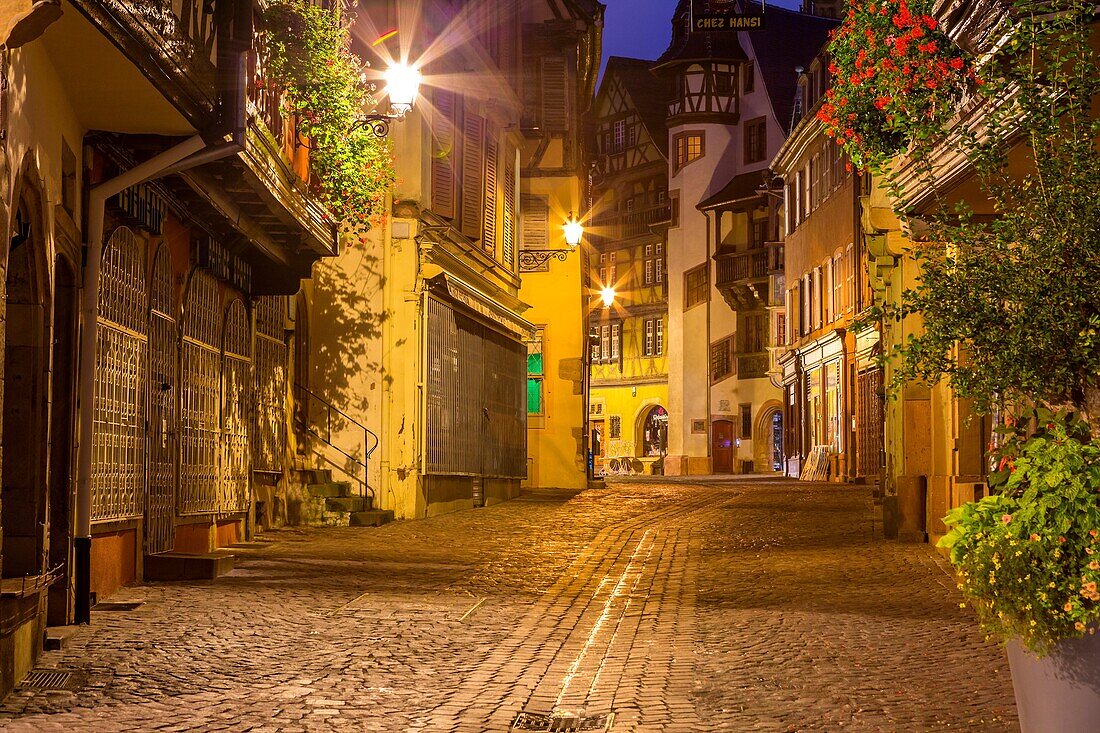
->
856;367;884;478
252;296;286;473
91;227;146;521
180;271;220;515
221;299;252;513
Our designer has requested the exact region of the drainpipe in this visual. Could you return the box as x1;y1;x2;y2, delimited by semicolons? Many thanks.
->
74;133;222;624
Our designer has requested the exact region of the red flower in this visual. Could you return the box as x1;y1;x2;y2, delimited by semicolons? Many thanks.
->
949;57;964;70
874;95;892;110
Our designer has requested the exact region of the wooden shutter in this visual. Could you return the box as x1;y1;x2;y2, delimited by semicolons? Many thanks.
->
431;89;456;218
461;110;485;239
540;56;568;132
503;149;516;268
484;134;498;255
521;195;549;249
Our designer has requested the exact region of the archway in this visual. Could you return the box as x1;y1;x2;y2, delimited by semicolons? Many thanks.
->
2;197;51;580
637;405;668;458
753;400;784;473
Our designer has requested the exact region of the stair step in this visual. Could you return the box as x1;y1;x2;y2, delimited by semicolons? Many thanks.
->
306;482;350;498
296;468;333;485
325;496;368;513
144;552;235;581
350;509;394;527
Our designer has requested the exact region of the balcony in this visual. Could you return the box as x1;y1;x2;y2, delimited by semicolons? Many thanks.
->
591;205;671;243
737;352;770;380
714;242;783;312
66;0;337;291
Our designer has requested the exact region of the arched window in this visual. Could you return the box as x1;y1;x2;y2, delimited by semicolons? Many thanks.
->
180;270;220;515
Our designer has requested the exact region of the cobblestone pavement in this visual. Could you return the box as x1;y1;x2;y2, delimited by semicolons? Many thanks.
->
0;480;1019;732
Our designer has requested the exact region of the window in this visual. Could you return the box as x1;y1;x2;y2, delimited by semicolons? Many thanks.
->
645;258;654;285
743;61;755;93
656;319;664;354
527;327;545;416
611;323;621;360
744;117;767;164
710;338;733;383
846;244;855;313
521;194;549;254
670;191;681;227
750;217;768;248
613;119;626;152
833;252;843;319
674;132;704;171
739;313;767;353
740;403;753;439
601;324;610;361
645;319;655;356
776;313;786;348
684;263;709;309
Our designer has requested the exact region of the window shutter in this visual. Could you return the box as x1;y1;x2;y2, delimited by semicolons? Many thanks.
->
461;110;485;239
483;135;498;255
503;149;516;268
540;56;568;132
521;195;549;250
431;90;456;218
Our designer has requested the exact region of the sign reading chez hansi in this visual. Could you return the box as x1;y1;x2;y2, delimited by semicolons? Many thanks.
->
692;0;766;31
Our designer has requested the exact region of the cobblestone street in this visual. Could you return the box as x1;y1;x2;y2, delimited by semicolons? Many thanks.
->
0;480;1019;732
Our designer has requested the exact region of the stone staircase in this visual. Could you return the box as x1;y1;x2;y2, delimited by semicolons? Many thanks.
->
288;468;393;528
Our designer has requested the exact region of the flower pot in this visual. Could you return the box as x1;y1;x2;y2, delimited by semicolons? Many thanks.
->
1006;630;1100;732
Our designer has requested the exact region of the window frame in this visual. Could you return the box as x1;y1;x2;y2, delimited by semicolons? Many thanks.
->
684;262;710;310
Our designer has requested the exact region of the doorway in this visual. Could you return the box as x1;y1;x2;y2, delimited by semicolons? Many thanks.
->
769;409;783;472
712;419;734;474
2;203;50;581
591;420;605;475
46;256;77;624
640;405;668;457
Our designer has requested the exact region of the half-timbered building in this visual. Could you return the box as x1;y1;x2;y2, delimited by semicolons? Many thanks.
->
587;56;672;476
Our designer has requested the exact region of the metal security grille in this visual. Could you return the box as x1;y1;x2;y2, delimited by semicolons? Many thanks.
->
221;299;252;513
91;227;146;522
252;296;286;473
146;245;177;553
425;296;526;478
856;367;885;478
180;271;221;515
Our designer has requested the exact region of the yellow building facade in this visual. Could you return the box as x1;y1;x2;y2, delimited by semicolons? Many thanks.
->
588;57;672;476
518;0;603;491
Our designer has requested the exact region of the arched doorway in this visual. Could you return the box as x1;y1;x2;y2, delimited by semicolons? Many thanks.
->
2;200;50;580
146;244;176;555
638;405;668;457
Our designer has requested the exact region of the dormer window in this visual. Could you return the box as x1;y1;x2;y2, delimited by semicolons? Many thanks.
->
613;119;626;152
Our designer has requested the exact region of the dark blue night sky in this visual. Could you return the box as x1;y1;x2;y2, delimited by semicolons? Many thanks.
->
600;0;803;74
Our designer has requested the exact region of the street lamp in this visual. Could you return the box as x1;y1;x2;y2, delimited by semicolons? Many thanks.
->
600;286;616;309
519;211;584;271
352;61;422;138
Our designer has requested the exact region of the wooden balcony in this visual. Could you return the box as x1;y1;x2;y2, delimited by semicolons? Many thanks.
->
737;352;770;380
714;242;783;312
591;205;672;243
72;0;338;289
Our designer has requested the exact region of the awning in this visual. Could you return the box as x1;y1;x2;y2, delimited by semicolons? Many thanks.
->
425;273;536;341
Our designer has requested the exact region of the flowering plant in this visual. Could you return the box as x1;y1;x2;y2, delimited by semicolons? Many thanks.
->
940;410;1100;654
817;0;974;170
260;0;395;228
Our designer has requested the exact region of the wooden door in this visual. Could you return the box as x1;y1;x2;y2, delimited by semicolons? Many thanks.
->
713;419;734;473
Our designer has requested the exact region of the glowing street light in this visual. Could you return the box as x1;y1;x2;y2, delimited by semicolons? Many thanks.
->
564;212;584;247
384;62;422;117
600;286;616;309
354;61;422;137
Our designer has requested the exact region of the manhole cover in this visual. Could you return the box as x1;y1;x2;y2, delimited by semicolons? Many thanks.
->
512;712;613;731
92;601;143;612
20;670;77;690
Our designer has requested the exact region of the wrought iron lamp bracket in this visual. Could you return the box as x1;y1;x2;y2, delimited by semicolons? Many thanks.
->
518;249;571;271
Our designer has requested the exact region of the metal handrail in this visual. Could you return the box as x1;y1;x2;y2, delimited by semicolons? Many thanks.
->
293;383;379;501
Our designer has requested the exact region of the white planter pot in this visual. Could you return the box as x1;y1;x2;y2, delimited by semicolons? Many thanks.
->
1006;630;1100;732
